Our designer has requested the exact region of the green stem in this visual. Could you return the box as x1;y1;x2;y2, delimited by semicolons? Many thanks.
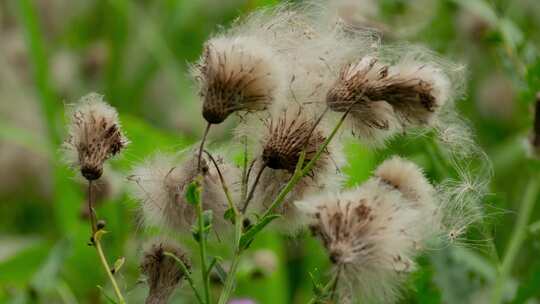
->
94;237;126;304
164;252;204;304
196;188;211;304
203;150;238;216
241;136;249;204
492;175;539;304
262;109;349;219
217;214;243;304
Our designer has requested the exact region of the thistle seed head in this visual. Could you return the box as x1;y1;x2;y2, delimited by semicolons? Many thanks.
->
193;36;283;124
374;156;435;208
296;157;439;303
64;93;128;180
327;56;450;144
262;110;327;173
141;240;190;304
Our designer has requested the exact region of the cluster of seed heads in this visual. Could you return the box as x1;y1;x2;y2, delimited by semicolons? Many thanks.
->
62;2;489;303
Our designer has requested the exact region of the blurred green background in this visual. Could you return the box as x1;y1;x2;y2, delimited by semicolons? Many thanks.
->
1;0;540;303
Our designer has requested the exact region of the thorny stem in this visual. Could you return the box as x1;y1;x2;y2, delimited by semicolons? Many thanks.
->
492;174;540;304
241;164;266;213
195;177;211;304
164;252;204;304
262;108;351;219
198;122;212;171
203;150;238;216
88;181;126;304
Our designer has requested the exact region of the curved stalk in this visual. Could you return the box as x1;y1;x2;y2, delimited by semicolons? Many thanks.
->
492;175;539;304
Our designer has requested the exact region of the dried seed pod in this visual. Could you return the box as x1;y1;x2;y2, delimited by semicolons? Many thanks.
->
193;36;283;124
64;93;128;180
141;240;190;304
327;56;450;145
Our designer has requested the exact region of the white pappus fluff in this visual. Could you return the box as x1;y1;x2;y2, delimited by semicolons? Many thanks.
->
129;151;239;233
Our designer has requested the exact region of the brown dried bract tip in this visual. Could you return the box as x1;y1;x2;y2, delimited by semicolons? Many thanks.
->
141;241;190;304
262;111;327;173
65;93;128;181
195;37;281;124
327;56;448;130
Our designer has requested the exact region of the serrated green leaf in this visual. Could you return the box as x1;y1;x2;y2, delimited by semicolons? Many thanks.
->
224;208;235;224
202;210;213;229
239;214;281;250
185;180;201;206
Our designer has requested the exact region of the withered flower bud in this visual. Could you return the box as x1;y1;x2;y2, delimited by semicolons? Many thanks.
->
193;36;283;124
64;93;128;180
141;240;190;304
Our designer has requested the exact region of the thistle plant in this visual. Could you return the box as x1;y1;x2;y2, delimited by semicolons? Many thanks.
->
62;2;491;304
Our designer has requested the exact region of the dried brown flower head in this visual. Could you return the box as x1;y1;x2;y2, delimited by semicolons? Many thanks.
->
194;36;283;124
64;93;128;180
262;110;327;173
327;56;450;144
141;240;190;304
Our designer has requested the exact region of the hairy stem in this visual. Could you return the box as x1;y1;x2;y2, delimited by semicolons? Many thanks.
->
88;181;97;234
204;150;238;216
94;236;126;304
88;181;126;303
196;185;211;304
164;252;204;304
198;122;212;171
240;136;249;203
492;174;539;304
241;164;266;213
217;213;243;304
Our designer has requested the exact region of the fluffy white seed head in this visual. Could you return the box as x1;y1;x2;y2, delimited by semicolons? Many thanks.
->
296;157;438;302
374;156;435;208
193;35;285;124
130;151;237;233
326;55;451;145
64;93;128;180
